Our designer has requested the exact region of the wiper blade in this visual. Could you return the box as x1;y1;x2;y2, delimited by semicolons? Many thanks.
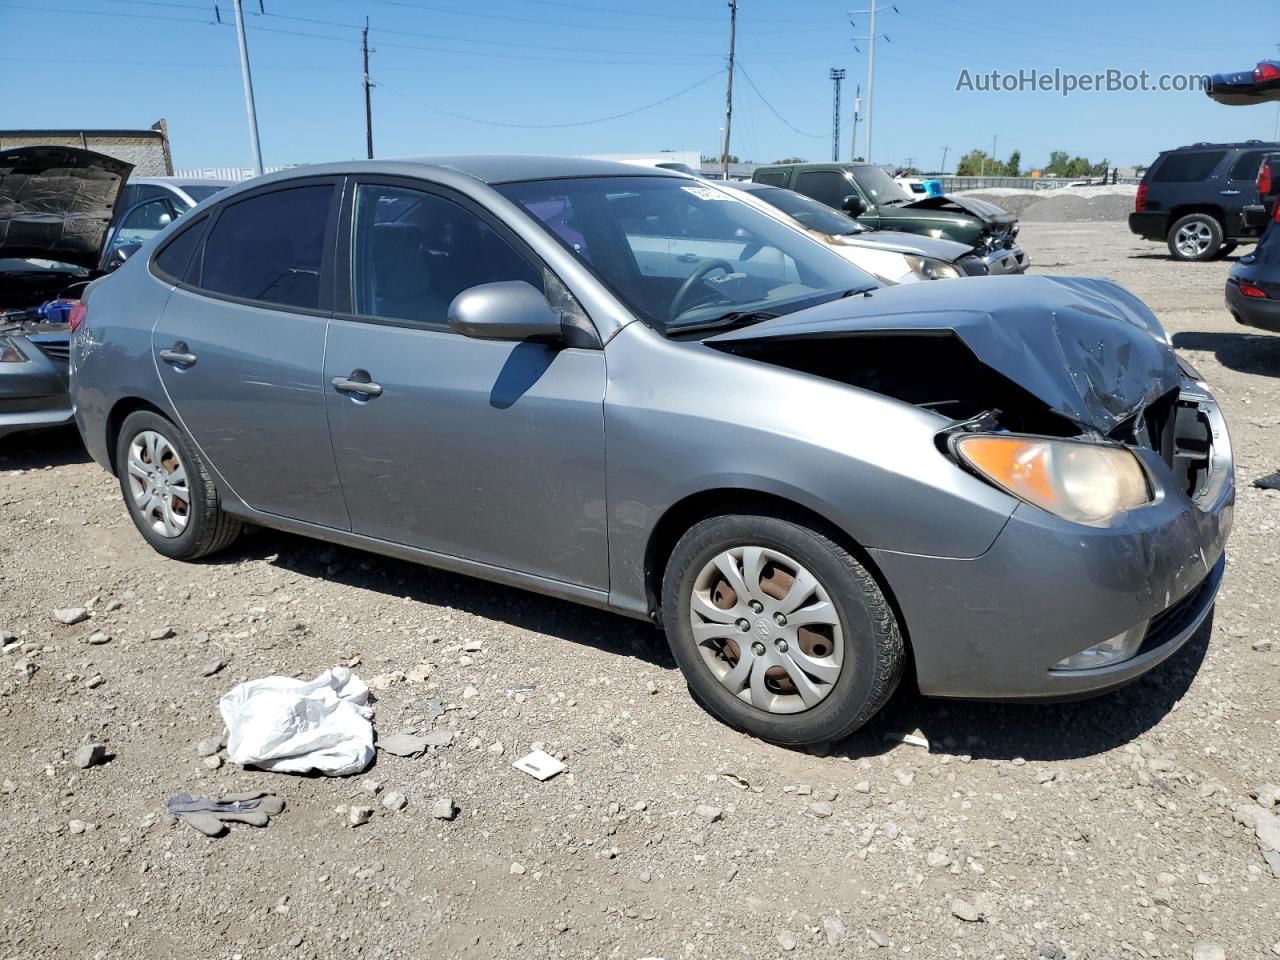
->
667;309;778;334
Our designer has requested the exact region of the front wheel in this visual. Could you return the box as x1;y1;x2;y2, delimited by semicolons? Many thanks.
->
115;410;242;560
661;512;903;746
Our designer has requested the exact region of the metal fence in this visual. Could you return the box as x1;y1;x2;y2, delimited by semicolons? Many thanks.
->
173;165;297;181
938;175;1142;192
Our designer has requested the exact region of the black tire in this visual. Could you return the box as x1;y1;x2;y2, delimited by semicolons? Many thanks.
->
1166;213;1223;261
660;510;903;746
1217;240;1239;258
114;410;241;560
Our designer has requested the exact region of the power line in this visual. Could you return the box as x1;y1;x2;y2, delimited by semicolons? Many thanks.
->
735;64;826;139
373;68;723;129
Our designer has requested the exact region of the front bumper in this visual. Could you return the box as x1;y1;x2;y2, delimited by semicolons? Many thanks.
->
976;245;1029;275
0;334;72;440
870;384;1233;700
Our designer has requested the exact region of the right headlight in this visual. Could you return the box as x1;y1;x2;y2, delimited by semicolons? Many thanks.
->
954;434;1151;524
904;255;962;280
0;336;27;363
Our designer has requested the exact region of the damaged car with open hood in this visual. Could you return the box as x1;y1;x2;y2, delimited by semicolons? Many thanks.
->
0;145;133;440
70;157;1232;746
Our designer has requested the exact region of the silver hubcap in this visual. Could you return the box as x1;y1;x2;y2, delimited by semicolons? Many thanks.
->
126;430;190;539
689;546;844;715
1175;221;1213;257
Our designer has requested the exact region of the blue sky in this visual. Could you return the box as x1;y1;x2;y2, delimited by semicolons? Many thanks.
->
2;0;1278;172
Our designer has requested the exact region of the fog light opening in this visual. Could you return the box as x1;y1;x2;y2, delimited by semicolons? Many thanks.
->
1053;620;1149;671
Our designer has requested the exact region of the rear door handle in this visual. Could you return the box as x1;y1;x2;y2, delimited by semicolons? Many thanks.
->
331;374;383;398
677;253;701;263
1220;189;1242;196
159;342;197;367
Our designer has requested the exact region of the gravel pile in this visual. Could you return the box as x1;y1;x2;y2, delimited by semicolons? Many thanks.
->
1;223;1278;958
958;185;1139;223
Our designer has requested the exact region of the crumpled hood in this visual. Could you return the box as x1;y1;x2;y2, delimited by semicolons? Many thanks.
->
0;146;133;270
706;275;1183;434
830;228;972;261
1205;61;1280;106
901;193;1017;227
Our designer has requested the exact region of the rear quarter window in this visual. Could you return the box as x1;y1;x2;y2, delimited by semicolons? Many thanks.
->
752;171;787;187
1228;150;1271;181
1149;151;1227;183
153;215;208;283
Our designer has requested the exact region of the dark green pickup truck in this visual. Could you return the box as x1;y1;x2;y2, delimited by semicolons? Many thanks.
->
751;162;1028;274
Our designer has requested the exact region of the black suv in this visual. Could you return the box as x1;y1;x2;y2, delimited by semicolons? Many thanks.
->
1130;140;1280;260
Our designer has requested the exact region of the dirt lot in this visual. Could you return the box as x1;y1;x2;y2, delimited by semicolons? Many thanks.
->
2;222;1279;960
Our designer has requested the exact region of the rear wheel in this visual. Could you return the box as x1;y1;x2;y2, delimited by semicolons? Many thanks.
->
1167;213;1223;261
661;511;903;746
115;410;241;560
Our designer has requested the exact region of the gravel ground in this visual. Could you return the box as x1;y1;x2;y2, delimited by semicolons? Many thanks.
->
958;186;1138;222
2;222;1280;960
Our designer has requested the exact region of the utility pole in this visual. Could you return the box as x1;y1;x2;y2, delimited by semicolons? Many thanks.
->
849;3;895;163
850;84;861;161
231;0;264;176
940;145;949;175
722;0;737;180
362;17;375;159
829;68;846;162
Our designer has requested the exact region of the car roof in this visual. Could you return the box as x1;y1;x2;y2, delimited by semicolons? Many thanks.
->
241;155;691;187
131;176;235;187
1161;141;1280;153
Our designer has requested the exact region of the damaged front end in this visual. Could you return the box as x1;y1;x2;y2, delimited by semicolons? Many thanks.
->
705;274;1233;696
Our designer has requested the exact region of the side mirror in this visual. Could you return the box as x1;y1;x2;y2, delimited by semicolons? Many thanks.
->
841;194;864;214
105;242;142;273
448;280;562;342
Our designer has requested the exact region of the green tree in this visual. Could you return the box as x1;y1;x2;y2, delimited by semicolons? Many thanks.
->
1005;150;1022;177
1046;150;1072;176
956;148;992;176
772;156;807;164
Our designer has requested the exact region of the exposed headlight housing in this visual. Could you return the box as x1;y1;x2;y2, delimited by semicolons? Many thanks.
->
904;255;962;281
0;336;27;363
954;434;1151;524
1053;620;1148;670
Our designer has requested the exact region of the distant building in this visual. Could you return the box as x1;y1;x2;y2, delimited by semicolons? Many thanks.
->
0;121;173;176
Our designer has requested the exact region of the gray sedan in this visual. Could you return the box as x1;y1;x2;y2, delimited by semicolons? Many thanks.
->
70;157;1233;746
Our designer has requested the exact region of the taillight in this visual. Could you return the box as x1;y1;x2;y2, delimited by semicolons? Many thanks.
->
1135;183;1148;212
1274;200;1280;224
1255;62;1280;82
1239;282;1269;299
67;300;87;333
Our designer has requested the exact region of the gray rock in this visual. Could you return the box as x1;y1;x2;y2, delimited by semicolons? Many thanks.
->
359;778;383;795
381;791;408;812
776;931;798;952
694;804;723;823
431;797;457;821
147;627;175;641
86;632;110;646
1256;811;1280;853
509;861;526;875
422;730;454;747
868;929;889;948
822;915;846;946
1192;943;1226;960
1263;849;1280;879
195;737;223;758
377;733;428;758
73;743;107;769
201;659;224;677
1256;784;1280;808
201;754;223;770
951;898;982;922
348;806;374;827
809;801;834;818
53;607;89;625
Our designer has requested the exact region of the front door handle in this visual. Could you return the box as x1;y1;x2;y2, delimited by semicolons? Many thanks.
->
159;342;197;367
1220;189;1242;196
331;374;383;398
677;253;701;263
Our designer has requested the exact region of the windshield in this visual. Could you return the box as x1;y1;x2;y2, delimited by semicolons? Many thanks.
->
182;184;229;203
746;185;865;236
851;165;912;204
496;176;877;334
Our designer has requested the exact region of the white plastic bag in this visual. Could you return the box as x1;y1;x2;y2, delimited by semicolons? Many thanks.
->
219;666;374;776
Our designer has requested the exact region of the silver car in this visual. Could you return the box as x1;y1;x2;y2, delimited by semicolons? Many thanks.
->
70;157;1233;746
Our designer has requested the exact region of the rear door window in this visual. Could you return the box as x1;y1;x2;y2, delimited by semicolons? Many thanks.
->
198;184;333;310
1150;151;1227;183
1228;150;1271;181
794;170;854;208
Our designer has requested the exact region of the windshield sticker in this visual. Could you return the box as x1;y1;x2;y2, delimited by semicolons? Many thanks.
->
681;185;732;201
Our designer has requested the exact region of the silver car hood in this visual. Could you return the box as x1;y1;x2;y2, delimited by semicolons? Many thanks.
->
706;275;1183;434
828;229;972;261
